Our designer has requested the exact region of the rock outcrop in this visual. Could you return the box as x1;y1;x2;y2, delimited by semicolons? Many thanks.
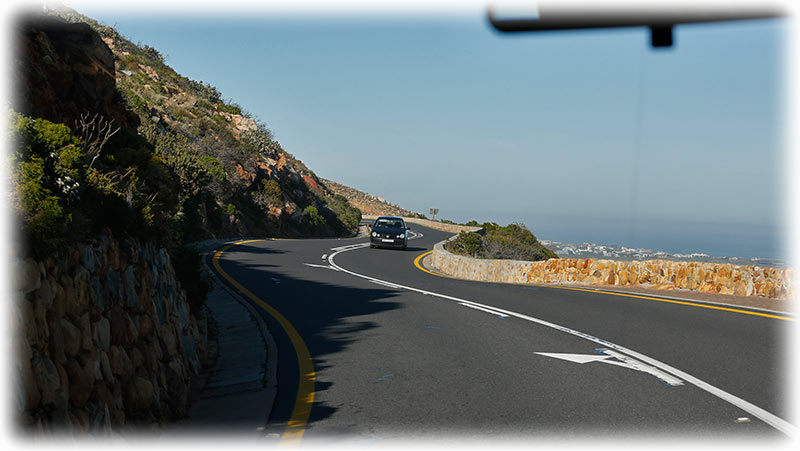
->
14;15;140;131
431;238;794;300
13;235;207;433
321;178;422;218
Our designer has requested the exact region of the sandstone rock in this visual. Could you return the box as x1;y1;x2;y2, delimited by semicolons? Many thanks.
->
64;286;82;321
108;345;132;377
90;305;102;322
71;408;90;432
150;337;164;362
124;266;138;310
79;312;93;351
61;318;81;358
81;245;96;274
33;296;50;353
19;299;39;350
105;268;122;307
55;361;68;398
97;317;111;352
17;338;41;411
50;405;72;432
50;280;66;319
99;350;115;384
126;377;154;413
90;276;104;310
35;278;54;308
108;241;120;271
109;306;136;347
130;347;145;370
66;357;94;408
138;313;154;340
91;381;112;408
47;313;66;364
17;258;42;293
159;323;178;357
34;356;61;409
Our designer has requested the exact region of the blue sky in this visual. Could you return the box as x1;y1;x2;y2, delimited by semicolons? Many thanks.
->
79;5;786;258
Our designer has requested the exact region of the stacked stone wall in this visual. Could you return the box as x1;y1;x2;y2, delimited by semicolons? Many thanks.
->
430;239;793;300
13;235;208;433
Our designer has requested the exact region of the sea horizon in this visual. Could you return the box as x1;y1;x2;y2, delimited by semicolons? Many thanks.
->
436;210;788;265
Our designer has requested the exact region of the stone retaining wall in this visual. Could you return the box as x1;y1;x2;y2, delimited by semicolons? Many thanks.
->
13;235;208;434
363;215;481;234
430;237;794;300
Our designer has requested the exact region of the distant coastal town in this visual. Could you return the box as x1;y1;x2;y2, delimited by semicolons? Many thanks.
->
540;240;787;268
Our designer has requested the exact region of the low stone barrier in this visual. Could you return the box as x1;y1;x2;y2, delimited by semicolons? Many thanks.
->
363;215;481;234
14;234;208;433
430;237;794;300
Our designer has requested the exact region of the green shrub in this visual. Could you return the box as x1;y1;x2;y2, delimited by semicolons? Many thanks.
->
216;103;242;115
262;179;282;202
445;222;557;262
447;231;483;257
304;205;326;229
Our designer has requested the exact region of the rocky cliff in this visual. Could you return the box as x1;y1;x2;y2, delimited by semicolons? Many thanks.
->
15;16;140;131
321;178;422;218
14;234;206;433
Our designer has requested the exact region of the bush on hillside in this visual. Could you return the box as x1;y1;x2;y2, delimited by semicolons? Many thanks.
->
445;222;557;262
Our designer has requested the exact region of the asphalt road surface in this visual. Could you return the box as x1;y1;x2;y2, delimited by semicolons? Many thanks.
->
209;223;795;442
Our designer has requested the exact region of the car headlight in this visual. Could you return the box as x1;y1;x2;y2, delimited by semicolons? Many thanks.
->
372;232;378;237
397;233;405;239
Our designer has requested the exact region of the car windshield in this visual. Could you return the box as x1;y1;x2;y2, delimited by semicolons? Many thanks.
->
376;219;404;229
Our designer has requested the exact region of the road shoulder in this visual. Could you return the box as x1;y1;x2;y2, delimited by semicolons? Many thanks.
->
173;240;278;434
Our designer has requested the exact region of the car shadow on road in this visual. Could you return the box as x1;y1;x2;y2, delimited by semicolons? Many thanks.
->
213;249;404;432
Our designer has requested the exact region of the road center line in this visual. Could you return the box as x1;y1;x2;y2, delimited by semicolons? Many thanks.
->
327;239;798;437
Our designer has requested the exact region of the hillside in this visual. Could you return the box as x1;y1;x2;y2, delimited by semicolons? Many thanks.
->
319;177;422;218
30;6;360;244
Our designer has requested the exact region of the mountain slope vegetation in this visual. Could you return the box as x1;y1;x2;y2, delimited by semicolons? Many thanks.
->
29;6;360;246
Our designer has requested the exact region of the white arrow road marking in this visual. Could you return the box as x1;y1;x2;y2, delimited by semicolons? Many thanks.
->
458;302;508;319
303;263;339;271
330;243;370;252
321;254;327;260
535;352;613;364
325;237;798;437
536;349;684;387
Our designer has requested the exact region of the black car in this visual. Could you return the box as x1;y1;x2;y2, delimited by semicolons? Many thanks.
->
369;216;408;250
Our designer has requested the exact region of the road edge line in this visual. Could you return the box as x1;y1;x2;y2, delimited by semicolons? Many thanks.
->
212;240;315;444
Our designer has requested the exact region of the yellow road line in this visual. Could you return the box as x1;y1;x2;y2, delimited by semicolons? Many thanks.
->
413;251;794;322
413;250;456;279
212;240;315;444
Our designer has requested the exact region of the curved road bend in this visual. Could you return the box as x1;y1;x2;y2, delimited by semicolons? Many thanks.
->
210;224;794;441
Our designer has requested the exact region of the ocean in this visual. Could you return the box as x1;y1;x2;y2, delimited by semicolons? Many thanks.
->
525;216;787;263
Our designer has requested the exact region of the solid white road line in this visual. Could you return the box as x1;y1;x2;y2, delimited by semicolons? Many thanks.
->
325;235;798;437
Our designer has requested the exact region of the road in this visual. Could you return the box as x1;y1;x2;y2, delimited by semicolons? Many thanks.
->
209;223;795;442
